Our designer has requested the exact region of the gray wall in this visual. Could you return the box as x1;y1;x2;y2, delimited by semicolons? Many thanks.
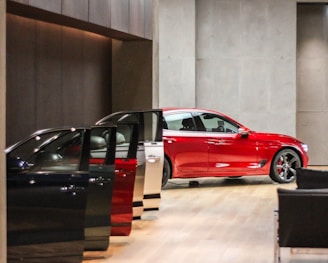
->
159;0;297;136
158;0;196;108
297;4;328;165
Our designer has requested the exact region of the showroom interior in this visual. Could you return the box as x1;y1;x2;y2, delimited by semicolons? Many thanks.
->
2;0;328;262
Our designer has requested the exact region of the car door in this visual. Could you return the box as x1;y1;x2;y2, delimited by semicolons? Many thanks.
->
97;113;144;221
6;128;90;263
197;112;259;175
142;110;164;211
90;119;139;237
84;126;116;251
111;122;139;236
163;111;208;176
96;110;164;217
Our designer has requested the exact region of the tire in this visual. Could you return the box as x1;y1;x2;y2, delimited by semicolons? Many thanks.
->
269;148;301;183
162;157;171;188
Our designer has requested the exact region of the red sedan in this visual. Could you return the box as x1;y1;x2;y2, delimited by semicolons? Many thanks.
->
162;108;309;186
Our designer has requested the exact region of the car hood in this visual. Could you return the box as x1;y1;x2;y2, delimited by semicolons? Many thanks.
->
249;130;305;145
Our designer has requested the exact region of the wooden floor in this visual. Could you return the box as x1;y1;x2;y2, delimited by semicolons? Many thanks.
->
83;170;328;263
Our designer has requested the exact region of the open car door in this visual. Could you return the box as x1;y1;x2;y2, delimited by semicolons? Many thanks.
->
111;122;139;235
84;125;116;250
142;110;164;211
90;119;139;236
96;109;164;219
6;128;91;262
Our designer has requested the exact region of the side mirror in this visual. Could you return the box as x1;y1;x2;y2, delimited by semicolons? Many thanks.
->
7;156;29;173
238;128;249;138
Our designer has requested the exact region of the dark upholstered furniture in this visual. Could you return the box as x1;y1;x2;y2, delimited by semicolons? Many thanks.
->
275;188;328;263
296;167;328;189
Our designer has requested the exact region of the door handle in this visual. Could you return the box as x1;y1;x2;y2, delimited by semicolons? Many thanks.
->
60;185;85;194
208;139;224;145
89;176;112;185
146;154;161;163
115;169;127;177
163;137;176;143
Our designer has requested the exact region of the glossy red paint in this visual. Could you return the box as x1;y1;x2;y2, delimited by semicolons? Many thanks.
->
110;158;137;236
89;157;137;236
162;108;309;184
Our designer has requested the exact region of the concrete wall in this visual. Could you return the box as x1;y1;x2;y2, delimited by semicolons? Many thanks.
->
296;4;328;165
158;0;196;108
158;0;297;136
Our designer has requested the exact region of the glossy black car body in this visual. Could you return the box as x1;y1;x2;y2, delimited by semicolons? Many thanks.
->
6;126;116;262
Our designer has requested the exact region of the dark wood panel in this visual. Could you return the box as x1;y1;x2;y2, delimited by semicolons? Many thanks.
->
89;0;111;28
61;27;84;126
62;0;88;21
9;0;29;4
7;15;114;144
111;0;129;33
129;0;144;37
7;0;151;40
112;40;152;111
82;34;112;124
35;20;62;129
6;14;36;145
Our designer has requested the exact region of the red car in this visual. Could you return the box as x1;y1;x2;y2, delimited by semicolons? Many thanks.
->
162;108;309;186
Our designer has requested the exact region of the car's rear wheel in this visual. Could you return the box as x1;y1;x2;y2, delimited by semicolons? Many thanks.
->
269;149;301;183
162;157;171;188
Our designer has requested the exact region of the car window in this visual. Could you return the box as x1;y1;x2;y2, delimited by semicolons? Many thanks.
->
9;130;84;172
164;113;196;131
198;112;239;133
103;112;139;124
90;123;137;161
144;111;162;141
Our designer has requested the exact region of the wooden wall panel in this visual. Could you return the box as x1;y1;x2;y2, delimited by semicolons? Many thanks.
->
35;21;62;129
10;0;28;4
6;14;36;145
82;33;112;124
112;40;152;112
129;0;144;37
6;15;112;145
89;0;111;28
81;36;112;124
62;0;88;21
111;0;129;33
61;27;84;126
8;0;153;39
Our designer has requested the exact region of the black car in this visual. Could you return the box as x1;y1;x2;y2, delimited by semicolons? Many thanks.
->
6;125;116;262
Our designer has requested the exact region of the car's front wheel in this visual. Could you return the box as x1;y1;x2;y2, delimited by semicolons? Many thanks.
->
269;149;301;183
162;157;171;188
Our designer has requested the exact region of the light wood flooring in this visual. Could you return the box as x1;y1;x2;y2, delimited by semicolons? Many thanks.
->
83;168;328;263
